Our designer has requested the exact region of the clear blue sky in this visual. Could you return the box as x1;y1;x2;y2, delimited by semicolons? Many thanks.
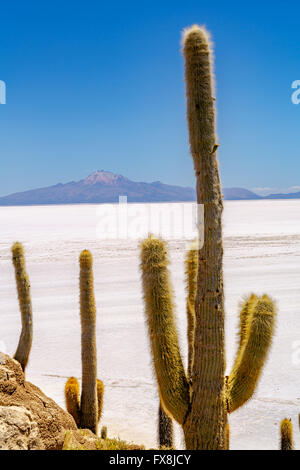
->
0;0;299;196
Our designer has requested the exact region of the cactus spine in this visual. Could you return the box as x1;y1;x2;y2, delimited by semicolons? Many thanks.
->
12;242;33;371
65;250;104;434
158;403;173;449
140;25;276;450
280;419;294;450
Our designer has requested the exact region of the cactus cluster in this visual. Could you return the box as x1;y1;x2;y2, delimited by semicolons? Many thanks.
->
65;250;104;434
7;244;104;434
140;25;276;450
3;24;286;451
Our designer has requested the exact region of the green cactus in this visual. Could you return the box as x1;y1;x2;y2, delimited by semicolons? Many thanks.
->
65;250;104;434
140;25;276;450
280;419;294;450
101;426;107;440
65;377;81;427
11;242;33;372
79;250;98;433
158;403;173;449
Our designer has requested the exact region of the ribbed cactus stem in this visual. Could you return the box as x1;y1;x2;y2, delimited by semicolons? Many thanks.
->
227;295;276;413
280;419;294;450
140;237;189;425
79;250;98;434
158;403;173;449
12;242;33;371
185;242;198;380
225;422;230;450
65;377;80;427
182;24;226;450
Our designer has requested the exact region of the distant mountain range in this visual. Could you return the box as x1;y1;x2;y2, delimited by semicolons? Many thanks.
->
0;171;299;205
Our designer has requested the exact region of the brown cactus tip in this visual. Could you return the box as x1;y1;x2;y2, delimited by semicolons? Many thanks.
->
11;241;24;257
140;236;168;271
181;24;212;48
80;249;93;267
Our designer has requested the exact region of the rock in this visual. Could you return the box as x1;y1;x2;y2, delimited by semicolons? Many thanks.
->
0;406;42;449
63;429;100;450
0;353;77;450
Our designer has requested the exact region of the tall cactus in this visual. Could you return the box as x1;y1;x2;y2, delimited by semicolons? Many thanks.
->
140;25;276;450
65;250;104;434
65;377;80;427
79;250;98;432
12;242;33;372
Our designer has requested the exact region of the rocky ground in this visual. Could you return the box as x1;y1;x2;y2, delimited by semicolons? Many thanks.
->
0;353;76;449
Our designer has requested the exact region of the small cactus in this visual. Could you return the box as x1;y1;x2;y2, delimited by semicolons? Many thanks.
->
280;419;294;450
64;250;104;434
101;426;107;440
11;242;33;372
65;377;80;427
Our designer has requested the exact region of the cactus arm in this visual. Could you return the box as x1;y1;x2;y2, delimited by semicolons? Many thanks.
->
79;250;98;434
237;294;258;348
182;25;226;449
231;294;258;374
140;237;190;425
97;379;104;422
12;242;33;372
65;377;80;427
227;296;276;413
158;402;173;449
280;419;294;450
185;243;198;380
